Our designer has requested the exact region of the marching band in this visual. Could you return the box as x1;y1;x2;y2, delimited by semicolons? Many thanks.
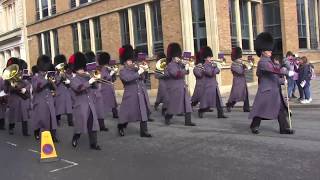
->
0;32;295;150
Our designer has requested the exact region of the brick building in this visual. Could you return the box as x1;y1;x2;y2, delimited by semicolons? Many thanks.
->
24;0;320;92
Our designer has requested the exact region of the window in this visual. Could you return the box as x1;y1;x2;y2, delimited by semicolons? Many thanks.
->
120;11;130;45
251;3;258;39
229;0;238;47
93;17;102;51
191;0;207;53
51;0;56;15
308;0;319;49
37;34;42;55
53;29;59;56
81;20;91;53
43;31;51;57
80;0;89;4
240;0;250;50
297;0;307;48
41;0;49;17
132;5;148;54
70;0;76;8
72;24;79;52
263;0;282;54
151;1;164;54
35;0;56;19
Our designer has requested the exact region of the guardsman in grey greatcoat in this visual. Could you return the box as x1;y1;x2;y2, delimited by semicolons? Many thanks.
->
226;47;250;112
69;53;101;150
249;32;295;135
164;43;196;126
118;44;152;137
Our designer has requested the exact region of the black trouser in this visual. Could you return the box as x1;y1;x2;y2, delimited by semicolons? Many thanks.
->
56;114;74;126
73;110;98;146
0;118;5;129
199;92;225;116
250;103;290;131
8;121;29;135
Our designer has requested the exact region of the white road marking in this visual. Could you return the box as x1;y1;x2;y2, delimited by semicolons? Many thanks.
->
28;149;40;154
49;159;79;173
6;141;17;147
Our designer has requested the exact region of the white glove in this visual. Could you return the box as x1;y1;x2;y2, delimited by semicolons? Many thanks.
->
138;67;145;75
45;74;48;80
185;64;190;71
284;79;288;85
89;77;96;84
21;88;27;94
64;79;71;84
110;70;115;76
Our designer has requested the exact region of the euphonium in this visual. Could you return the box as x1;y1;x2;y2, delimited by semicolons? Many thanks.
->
155;58;167;74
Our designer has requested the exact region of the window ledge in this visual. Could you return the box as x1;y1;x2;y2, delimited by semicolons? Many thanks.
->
298;49;320;53
242;51;256;55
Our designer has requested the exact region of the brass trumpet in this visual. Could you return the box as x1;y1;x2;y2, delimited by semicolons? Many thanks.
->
135;61;150;71
87;69;114;85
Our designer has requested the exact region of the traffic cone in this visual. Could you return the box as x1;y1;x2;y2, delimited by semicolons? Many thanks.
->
40;131;58;162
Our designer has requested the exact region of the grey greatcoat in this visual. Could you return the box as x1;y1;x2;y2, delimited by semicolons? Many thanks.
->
0;78;7;119
31;73;57;130
54;74;73;115
191;65;204;104
155;72;168;107
100;66;117;112
165;61;192;115
119;66;151;124
249;57;287;120
7;79;31;123
70;74;100;134
227;60;249;102
198;62;222;109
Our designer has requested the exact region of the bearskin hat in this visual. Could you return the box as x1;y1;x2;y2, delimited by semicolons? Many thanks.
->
85;51;96;63
37;55;52;72
71;52;88;71
254;32;274;57
54;54;67;67
31;65;39;74
231;47;243;61
166;43;182;63
19;59;28;70
199;46;213;60
96;51;111;66
119;44;135;65
6;57;20;68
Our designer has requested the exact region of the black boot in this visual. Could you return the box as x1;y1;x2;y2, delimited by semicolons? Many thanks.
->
198;109;204;118
161;108;167;116
72;134;81;147
185;112;196;126
112;108;119;119
22;121;30;136
8;123;15;135
56;115;61;127
226;102;232;112
98;119;109;131
165;114;172;125
280;129;295;134
217;109;228;118
154;103;159;111
51;130;59;143
117;124;125;136
34;129;40;140
250;117;261;134
67;114;74;126
89;131;101;150
140;121;152;138
148;118;155;122
0;118;5;130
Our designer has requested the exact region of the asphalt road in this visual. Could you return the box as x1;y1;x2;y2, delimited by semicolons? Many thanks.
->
1;107;320;180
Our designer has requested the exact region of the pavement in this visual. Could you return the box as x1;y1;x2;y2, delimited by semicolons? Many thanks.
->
1;106;320;180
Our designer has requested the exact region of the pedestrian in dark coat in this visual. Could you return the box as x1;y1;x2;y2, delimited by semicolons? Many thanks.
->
4;58;31;136
249;32;294;135
154;52;168;115
118;44;152;137
297;56;313;104
96;52;119;119
0;77;7;130
226;47;250;112
85;51;109;132
164;43;196;126
31;55;59;141
53;54;73;127
197;46;227;118
69;52;101;150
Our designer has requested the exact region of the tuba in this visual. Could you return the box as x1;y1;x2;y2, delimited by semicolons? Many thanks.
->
155;58;167;74
2;64;30;100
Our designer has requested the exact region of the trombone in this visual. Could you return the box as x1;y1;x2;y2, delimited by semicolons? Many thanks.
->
87;69;114;85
